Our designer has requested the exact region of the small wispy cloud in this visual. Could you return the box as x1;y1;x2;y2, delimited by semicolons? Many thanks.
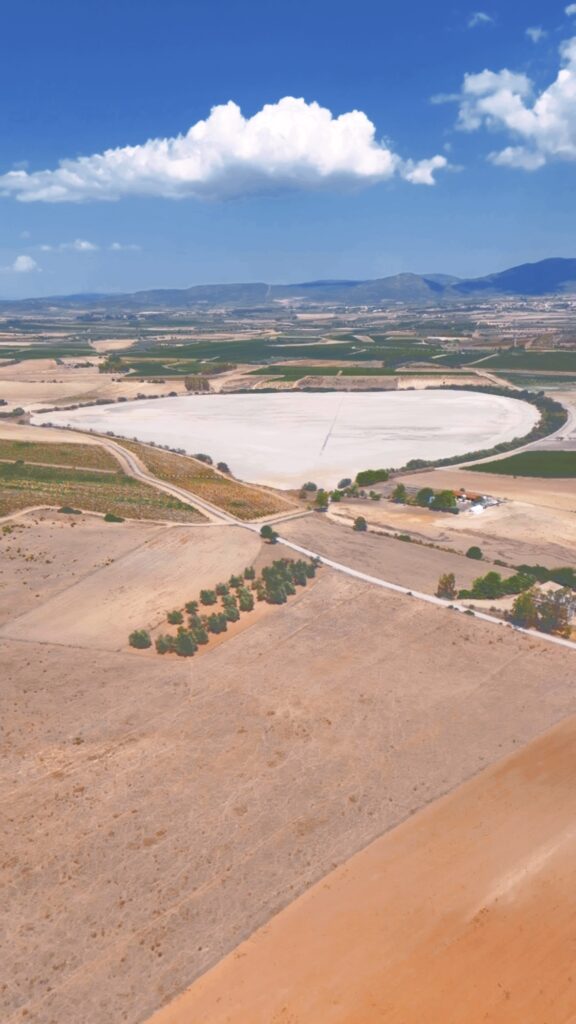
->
1;255;40;273
526;26;546;43
110;241;141;251
566;4;576;15
40;238;98;252
468;11;494;28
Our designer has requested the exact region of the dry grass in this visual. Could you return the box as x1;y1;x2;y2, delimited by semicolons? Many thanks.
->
0;461;205;523
0;438;119;470
115;438;295;520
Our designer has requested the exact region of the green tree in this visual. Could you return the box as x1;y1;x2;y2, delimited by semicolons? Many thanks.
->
356;468;389;486
415;487;435;507
509;591;538;629
430;490;457;511
538;593;572;638
466;546;483;560
200;589;217;606
167;609;183;625
260;524;278;544
215;582;229;596
243;566;256;580
436;573;456;600
353;516;367;532
155;634;175;654
128;628;152;649
238;588;255;612
174;630;197;657
314;490;329;509
391;483;408;504
207;612;228;634
185;600;199;614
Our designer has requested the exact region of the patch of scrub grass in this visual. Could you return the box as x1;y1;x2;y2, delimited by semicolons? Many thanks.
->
0;462;205;521
480;351;576;372
466;451;576;478
0;439;119;471
114;439;294;520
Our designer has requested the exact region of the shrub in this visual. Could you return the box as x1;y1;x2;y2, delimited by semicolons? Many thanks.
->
207;612;228;634
58;506;82;515
302;481;318;491
200;589;217;606
185;600;199;614
436;573;456;600
217;462;231;473
430;490;457;511
191;625;209;645
167;609;183;625
391;483;408;504
128;629;152;649
355;468;389;487
194;453;213;464
215;582;229;596
260;524;278;544
353;516;367;532
244;566;256;580
466;546;483;560
238;588;255;612
229;574;243;589
415;487;434;508
173;630;197;656
104;512;124;523
223;603;240;622
338;478;352;488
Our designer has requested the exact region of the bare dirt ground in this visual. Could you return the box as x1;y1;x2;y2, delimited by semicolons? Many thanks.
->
279;513;500;592
0;512;165;626
333;497;576;567
4;561;576;1024
149;715;576;1024
0;518;260;651
399;467;576;512
0;360;189;410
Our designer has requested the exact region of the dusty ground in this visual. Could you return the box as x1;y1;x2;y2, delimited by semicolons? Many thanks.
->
4;552;576;1024
149;715;576;1024
333;496;576;567
0;359;189;411
279;513;502;592
398;467;576;512
0;516;260;651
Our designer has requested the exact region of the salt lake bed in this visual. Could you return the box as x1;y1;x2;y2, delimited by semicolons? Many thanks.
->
33;390;540;489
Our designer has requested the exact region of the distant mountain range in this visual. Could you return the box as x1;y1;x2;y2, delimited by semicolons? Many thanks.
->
3;258;576;313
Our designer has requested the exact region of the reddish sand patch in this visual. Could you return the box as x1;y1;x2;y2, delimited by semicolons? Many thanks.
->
148;715;576;1024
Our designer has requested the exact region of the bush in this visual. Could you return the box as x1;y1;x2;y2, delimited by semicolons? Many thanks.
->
185;600;199;614
436;573;456;600
466;546;483;560
104;512;124;523
155;635;175;654
128;629;152;649
215;582;229;596
167;609;183;625
238;588;255;612
200;589;217;606
355;469;389;487
174;630;198;657
430;490;457;511
391;483;408;504
194;453;213;464
229;574;243;589
353;516;367;532
415;487;434;507
338;478;352;489
302;481;318;491
223;603;240;622
207;612;228;634
58;506;82;515
217;462;231;473
260;524;278;544
244;566;256;580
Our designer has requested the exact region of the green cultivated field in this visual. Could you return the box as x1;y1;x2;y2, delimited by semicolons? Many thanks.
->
0;439;118;470
466;451;576;478
480;351;576;372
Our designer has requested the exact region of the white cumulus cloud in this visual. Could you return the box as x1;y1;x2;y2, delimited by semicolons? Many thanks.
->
566;4;576;15
4;255;40;273
0;97;448;203
468;11;494;28
454;36;576;169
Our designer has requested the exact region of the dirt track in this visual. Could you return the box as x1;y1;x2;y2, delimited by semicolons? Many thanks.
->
149;715;576;1024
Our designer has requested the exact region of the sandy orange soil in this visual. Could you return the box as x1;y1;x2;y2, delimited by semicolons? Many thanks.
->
148;714;576;1024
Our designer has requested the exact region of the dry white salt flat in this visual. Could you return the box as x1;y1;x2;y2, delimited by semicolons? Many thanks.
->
32;391;539;489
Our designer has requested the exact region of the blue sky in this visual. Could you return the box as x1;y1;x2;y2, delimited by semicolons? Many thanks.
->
1;0;576;296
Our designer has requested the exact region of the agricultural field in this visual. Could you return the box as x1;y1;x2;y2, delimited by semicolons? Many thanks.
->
0;438;118;470
480;350;576;372
466;451;576;477
114;439;294;519
0;457;204;522
5;539;576;1024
